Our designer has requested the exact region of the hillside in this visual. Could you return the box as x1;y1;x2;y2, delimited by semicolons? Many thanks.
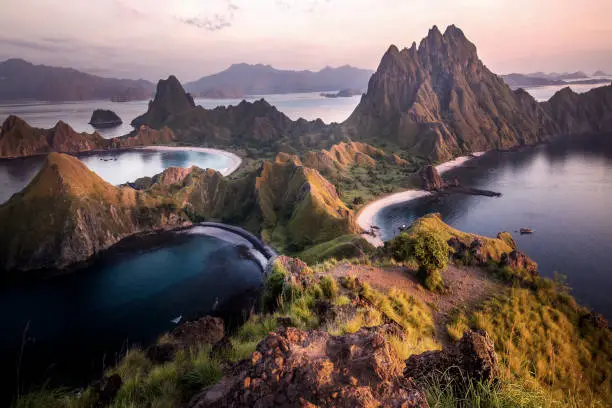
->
132;75;342;151
0;153;189;271
0;151;360;271
0;59;154;102
0;115;108;158
0;115;178;158
184;63;372;97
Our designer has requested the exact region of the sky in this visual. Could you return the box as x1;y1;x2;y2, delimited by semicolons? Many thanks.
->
1;0;611;82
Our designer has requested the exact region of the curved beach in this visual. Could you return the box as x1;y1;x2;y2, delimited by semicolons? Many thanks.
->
357;152;485;247
134;146;243;176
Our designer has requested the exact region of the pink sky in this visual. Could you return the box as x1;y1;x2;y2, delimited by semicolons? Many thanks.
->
1;0;611;81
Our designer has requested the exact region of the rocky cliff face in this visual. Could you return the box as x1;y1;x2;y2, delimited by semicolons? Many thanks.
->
0;153;190;271
345;25;555;161
131;75;196;128
0;116;109;158
89;109;122;128
542;84;612;136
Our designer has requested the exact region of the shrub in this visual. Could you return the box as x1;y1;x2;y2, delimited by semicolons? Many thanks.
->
319;276;338;299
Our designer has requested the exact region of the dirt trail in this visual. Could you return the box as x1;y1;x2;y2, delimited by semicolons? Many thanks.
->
323;263;503;346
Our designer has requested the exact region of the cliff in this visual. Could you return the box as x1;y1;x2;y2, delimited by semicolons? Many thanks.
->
345;25;554;161
0;153;189;271
542;84;612;136
131;75;196;128
0;116;108;158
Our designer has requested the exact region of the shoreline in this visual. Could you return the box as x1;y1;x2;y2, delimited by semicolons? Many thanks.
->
356;152;485;247
132;145;243;176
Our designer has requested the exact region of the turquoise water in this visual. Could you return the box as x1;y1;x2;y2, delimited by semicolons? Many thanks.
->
0;228;264;395
0;148;232;203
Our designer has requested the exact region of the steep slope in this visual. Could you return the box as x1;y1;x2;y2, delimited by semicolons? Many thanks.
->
345;25;556;161
0;153;189;271
184;63;372;96
131;75;196;128
0;115;108;158
0;58;154;102
542;84;612;135
256;155;359;250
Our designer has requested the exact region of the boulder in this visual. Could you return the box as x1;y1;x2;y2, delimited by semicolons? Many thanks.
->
420;165;442;191
404;330;499;384
89;109;122;128
190;326;428;408
500;250;538;276
172;315;225;347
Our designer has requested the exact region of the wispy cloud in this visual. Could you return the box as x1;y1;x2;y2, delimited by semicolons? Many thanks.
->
276;0;330;13
178;0;239;31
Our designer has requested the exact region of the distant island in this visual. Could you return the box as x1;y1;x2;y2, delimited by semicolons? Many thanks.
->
0;59;154;102
184;63;373;97
320;89;363;98
502;71;611;89
594;70;610;77
89;109;123;128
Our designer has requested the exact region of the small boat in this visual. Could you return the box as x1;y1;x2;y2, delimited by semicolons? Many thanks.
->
171;315;182;324
398;224;409;232
520;228;535;234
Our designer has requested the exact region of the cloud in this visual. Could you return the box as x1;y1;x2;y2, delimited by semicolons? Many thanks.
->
178;0;239;31
276;0;330;12
0;37;71;53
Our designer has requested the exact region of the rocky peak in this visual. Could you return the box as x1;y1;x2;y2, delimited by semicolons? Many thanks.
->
131;75;195;128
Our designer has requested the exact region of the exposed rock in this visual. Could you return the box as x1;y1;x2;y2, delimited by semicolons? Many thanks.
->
146;343;177;364
420;165;442;191
109;125;176;148
210;336;234;359
500;250;538;276
190;326;428;408
89;109;122;128
579;311;609;330
91;374;122;407
0;115;108;158
405;330;499;384
469;238;487;265
131;75;196;128
172;316;225;347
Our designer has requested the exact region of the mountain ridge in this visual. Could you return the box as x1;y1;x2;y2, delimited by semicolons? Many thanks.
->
0;58;154;102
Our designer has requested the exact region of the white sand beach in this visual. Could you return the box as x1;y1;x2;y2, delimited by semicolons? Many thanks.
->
357;152;486;247
134;146;243;176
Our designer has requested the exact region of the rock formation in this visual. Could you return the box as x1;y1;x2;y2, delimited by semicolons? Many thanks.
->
0;153;190;271
420;165;442;191
345;25;554;161
190;326;429;408
404;330;500;384
542;84;612;136
131;75;196;128
89;109;122;128
0;115;108;158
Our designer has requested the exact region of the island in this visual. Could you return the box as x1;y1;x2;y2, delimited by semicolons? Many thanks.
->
89;109;123;128
320;88;363;98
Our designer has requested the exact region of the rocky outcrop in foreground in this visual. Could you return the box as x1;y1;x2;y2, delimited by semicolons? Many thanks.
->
190;326;498;408
0;115;108;158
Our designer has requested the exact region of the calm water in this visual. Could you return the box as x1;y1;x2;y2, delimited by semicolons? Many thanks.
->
0;227;264;397
524;79;611;102
377;139;612;319
0;92;361;138
0;148;232;203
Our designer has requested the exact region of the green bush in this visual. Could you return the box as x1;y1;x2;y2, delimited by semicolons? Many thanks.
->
411;232;448;273
320;276;339;299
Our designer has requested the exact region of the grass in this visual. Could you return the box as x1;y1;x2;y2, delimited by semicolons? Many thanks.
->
446;283;611;407
297;234;374;264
